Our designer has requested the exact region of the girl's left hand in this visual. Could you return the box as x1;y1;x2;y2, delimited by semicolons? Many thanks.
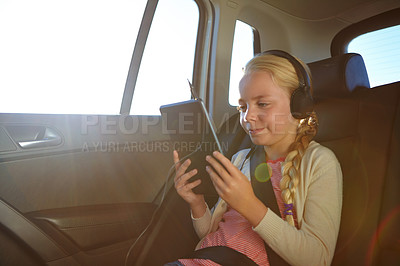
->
206;151;267;224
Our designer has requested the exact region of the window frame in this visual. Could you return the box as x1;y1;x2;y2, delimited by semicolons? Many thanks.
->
120;0;209;115
331;8;400;56
253;27;261;54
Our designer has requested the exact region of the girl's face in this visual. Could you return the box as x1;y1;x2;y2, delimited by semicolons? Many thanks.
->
238;71;298;148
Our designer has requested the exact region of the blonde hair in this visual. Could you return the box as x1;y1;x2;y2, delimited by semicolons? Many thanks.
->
243;53;319;227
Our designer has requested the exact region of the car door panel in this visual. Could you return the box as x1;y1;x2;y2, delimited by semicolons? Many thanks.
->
0;113;171;264
26;203;157;251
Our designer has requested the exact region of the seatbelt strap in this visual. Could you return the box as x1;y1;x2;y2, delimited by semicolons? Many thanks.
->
250;145;290;266
184;246;258;266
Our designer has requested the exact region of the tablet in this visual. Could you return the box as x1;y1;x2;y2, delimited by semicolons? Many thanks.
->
160;99;222;195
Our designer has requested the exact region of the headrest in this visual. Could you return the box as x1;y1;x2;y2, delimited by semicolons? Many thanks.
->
308;53;370;99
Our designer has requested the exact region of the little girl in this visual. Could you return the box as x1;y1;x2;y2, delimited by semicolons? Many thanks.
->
169;51;342;265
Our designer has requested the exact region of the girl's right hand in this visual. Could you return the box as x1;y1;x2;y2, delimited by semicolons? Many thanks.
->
173;150;205;211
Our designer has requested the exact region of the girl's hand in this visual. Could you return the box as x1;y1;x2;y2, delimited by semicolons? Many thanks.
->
173;150;206;217
206;151;268;226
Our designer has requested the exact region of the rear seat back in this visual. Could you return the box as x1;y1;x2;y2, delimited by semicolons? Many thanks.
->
309;54;400;266
308;54;371;266
367;81;400;265
218;53;400;265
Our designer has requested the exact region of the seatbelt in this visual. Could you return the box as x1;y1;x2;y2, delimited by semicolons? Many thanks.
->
250;145;290;266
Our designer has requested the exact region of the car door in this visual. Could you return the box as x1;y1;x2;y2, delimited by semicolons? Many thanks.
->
0;0;207;265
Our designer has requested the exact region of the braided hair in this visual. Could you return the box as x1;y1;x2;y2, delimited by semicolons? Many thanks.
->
280;113;318;226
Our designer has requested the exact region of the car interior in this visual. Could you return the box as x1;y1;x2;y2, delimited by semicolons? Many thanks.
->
0;0;399;265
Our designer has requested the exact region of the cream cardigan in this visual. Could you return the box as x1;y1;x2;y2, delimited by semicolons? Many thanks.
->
191;141;343;266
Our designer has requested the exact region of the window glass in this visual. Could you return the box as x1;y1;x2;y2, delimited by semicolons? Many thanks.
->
130;0;199;115
347;25;400;87
0;0;147;114
228;20;255;106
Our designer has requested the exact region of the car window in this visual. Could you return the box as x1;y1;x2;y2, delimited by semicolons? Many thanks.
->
0;0;147;114
0;0;199;115
228;20;256;106
347;25;400;87
130;0;199;116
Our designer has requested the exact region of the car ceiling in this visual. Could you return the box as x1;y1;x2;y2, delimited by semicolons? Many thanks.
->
259;0;400;23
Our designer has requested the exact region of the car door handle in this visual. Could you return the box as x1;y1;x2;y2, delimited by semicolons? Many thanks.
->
18;128;62;149
18;137;61;149
5;125;63;149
